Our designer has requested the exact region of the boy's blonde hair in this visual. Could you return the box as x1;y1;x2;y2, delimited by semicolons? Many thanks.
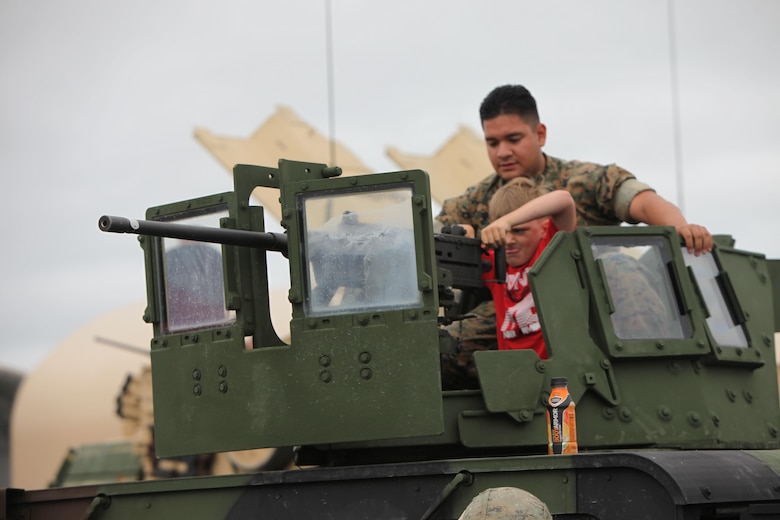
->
488;177;551;221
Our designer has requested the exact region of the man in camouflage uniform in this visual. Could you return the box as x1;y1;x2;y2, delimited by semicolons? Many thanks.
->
438;84;712;390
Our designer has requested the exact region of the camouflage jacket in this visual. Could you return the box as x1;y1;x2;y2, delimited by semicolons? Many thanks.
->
436;154;654;235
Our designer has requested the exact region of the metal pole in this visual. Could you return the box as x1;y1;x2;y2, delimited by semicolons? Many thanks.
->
325;0;337;167
667;0;685;213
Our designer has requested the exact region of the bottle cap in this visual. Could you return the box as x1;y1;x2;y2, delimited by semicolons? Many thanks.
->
551;377;568;386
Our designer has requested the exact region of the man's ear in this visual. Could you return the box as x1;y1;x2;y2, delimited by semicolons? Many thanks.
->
536;123;547;147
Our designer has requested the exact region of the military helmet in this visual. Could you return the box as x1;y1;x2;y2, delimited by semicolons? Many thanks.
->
458;487;552;520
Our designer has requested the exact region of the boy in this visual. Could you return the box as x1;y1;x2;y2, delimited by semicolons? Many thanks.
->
441;177;576;389
480;177;576;359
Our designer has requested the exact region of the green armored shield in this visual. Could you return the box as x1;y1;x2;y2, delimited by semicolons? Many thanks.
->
144;160;443;457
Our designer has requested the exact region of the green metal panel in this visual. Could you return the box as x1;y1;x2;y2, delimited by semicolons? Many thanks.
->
51;443;142;488
146;160;444;457
525;227;780;450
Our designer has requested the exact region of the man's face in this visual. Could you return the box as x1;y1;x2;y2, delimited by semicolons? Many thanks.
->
504;218;548;267
483;114;547;180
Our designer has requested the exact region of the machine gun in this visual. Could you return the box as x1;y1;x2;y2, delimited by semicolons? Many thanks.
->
99;211;494;329
99;215;289;253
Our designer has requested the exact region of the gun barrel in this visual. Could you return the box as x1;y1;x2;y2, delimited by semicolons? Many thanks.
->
98;215;288;254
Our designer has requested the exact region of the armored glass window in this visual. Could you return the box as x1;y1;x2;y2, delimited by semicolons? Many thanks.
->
591;237;691;340
159;207;236;334
683;251;748;348
301;186;422;317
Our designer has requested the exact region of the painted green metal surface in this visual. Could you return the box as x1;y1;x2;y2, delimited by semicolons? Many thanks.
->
143;161;443;456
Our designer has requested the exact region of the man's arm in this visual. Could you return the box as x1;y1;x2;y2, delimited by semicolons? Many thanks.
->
627;191;712;255
480;190;577;249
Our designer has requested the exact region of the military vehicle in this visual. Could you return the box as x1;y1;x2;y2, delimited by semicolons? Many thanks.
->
4;159;780;519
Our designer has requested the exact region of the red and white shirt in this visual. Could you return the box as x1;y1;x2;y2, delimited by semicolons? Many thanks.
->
482;223;558;359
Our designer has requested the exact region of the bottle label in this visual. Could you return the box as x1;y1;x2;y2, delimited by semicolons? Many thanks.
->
547;393;577;454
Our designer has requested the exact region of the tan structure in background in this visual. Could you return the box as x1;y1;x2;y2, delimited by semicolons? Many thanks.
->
196;106;492;210
195;106;373;222
11;288;293;489
387;125;492;204
11;303;152;489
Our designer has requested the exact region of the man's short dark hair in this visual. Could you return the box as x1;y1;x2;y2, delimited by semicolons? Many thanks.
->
479;84;540;126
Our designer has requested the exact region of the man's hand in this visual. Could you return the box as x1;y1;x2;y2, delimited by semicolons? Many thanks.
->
628;191;712;255
676;223;712;256
460;224;476;239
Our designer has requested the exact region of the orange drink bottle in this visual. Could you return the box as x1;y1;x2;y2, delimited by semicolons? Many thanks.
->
546;377;578;454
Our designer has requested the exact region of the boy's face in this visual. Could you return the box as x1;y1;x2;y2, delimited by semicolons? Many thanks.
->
504;218;548;267
483;113;547;180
